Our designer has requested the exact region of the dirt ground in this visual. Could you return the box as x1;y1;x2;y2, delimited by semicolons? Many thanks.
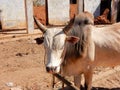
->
0;4;120;90
0;38;51;90
0;37;120;90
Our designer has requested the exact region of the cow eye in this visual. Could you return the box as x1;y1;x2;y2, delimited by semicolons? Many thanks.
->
78;22;81;25
52;43;64;50
84;19;88;24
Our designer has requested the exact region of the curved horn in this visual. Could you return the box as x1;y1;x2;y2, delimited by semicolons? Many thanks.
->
63;15;75;34
34;16;47;33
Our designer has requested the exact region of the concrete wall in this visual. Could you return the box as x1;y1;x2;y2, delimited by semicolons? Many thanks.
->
84;0;101;17
25;0;34;34
0;0;26;29
47;0;70;25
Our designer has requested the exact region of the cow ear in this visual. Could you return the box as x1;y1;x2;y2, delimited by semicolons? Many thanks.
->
34;37;44;45
66;36;79;44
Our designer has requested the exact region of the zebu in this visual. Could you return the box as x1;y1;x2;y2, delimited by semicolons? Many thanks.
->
34;12;120;90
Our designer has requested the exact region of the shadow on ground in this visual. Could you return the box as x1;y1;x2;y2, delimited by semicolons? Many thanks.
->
58;86;120;90
92;87;120;90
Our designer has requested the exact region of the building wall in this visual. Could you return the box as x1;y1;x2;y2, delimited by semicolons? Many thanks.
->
0;0;26;30
47;0;70;25
84;0;101;17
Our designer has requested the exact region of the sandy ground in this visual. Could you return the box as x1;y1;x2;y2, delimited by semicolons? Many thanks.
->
0;37;120;90
0;38;52;90
0;4;120;90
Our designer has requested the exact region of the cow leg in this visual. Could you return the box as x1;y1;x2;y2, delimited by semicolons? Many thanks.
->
74;75;81;89
84;67;93;90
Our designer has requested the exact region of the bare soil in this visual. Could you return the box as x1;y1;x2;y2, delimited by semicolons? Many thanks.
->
0;4;120;90
0;38;120;90
0;38;51;90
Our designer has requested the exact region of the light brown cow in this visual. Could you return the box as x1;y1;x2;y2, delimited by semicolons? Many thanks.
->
34;12;120;90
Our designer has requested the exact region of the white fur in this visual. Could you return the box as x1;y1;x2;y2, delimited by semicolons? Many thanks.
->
44;28;66;72
62;23;120;90
43;19;120;90
91;23;120;52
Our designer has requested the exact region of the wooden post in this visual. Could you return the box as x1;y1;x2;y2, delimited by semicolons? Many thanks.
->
24;0;34;34
77;0;84;14
0;10;2;29
111;0;120;23
45;0;48;25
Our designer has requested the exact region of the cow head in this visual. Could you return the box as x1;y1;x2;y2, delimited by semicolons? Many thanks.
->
34;16;79;73
34;12;94;74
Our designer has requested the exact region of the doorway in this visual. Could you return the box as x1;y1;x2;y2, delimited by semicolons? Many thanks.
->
100;0;112;21
0;10;2;30
117;1;120;22
70;0;77;4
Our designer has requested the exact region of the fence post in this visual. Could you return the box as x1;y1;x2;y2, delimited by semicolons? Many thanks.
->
24;0;34;34
77;0;84;14
111;0;120;23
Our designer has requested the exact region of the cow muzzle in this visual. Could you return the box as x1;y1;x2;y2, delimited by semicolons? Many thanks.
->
46;66;60;74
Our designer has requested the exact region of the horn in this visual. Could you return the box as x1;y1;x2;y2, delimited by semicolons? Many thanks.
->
63;15;75;34
34;16;47;33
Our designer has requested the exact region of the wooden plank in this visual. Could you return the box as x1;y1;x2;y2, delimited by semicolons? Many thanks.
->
111;0;120;23
84;0;101;17
54;74;80;90
47;0;70;25
0;29;42;43
24;0;34;34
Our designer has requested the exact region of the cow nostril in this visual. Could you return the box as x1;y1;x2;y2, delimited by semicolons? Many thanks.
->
46;67;57;73
51;67;57;72
54;67;57;71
